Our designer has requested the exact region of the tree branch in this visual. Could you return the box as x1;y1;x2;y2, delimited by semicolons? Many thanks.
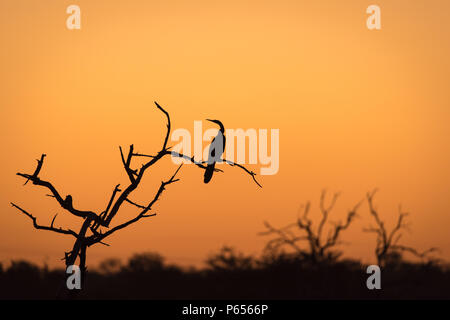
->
154;101;170;151
16;170;104;226
24;154;46;185
119;145;137;183
10;203;78;238
87;164;183;246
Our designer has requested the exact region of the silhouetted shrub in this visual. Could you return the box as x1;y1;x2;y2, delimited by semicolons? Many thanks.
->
126;252;165;272
1;250;449;299
206;246;255;272
98;258;122;275
6;260;41;279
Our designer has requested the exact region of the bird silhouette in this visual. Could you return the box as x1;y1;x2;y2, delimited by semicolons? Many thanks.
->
204;119;225;183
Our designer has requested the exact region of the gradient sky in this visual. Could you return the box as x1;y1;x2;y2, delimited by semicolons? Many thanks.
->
1;0;449;268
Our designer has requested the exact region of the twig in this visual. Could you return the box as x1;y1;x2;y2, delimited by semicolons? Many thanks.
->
11;203;78;238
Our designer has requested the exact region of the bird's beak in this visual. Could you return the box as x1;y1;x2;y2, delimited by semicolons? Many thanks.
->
206;119;213;122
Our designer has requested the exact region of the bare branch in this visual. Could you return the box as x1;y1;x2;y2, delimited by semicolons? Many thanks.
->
222;159;262;188
132;153;155;158
124;198;147;210
322;201;360;251
161;151;260;186
119;145;137;183
11;203;78;238
16;171;104;226
51;213;57;228
24;154;46;185
88;164;183;246
154;101;171;151
92;184;122;231
169;152;221;171
317;191;340;240
392;245;438;259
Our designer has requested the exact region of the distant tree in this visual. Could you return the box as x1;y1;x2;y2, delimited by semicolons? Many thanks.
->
11;102;260;298
260;191;361;263
364;189;437;268
6;260;41;279
127;252;165;272
98;258;122;275
206;246;255;271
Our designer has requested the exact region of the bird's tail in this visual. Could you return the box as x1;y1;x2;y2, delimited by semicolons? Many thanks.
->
204;162;215;183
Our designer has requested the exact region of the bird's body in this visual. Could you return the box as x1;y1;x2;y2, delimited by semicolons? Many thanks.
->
204;119;225;184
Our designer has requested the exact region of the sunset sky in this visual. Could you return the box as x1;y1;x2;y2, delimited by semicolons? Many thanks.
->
1;0;449;269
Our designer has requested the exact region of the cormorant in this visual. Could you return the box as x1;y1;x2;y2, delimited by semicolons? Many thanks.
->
204;119;225;183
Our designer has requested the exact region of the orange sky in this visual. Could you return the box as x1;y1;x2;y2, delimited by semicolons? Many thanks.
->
1;0;449;269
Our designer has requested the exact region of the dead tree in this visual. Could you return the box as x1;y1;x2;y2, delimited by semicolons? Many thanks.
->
11;102;260;298
260;191;361;263
364;189;437;268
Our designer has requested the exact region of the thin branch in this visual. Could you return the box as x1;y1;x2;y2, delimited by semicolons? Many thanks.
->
132;153;155;158
317;191;340;240
88;164;183;246
169;152;222;171
124;198;147;210
51;213;58;228
222;159;262;188
165;151;261;187
322;202;360;250
92;184;122;231
392;245;438;259
154;101;170;151
11;203;78;238
119;145;137;183
24;154;46;185
16;171;104;226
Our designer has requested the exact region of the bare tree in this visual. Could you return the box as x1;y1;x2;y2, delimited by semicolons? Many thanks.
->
364;189;437;267
260;191;361;263
11;102;260;298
